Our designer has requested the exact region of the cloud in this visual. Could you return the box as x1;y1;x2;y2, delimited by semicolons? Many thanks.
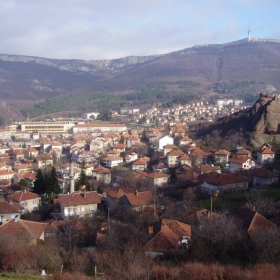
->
0;0;279;60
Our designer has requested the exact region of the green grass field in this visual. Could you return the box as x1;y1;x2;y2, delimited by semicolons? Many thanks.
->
197;188;280;211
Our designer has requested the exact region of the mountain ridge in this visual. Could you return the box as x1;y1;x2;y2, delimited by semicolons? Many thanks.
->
1;38;280;106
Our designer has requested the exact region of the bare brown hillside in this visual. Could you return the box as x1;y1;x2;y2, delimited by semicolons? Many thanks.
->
0;39;280;107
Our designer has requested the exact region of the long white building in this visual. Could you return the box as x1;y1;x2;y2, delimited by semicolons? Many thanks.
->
73;123;127;134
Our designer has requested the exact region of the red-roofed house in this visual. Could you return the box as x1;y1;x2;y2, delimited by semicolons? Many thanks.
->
119;191;154;212
105;187;135;210
167;150;185;168
58;191;101;219
257;148;275;165
214;149;231;164
142;171;170;187
7;190;41;213
0;201;21;223
144;219;191;256
132;158;149;171
200;173;249;194
229;156;255;172
92;166;111;184
0;219;47;243
102;156;123;168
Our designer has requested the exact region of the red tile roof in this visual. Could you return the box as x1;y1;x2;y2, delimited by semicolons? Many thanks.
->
0;201;21;214
8;191;40;202
214;149;231;155
259;148;275;155
58;191;101;207
124;191;154;207
0;219;47;241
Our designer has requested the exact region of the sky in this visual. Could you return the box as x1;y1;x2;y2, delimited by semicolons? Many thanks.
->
0;0;280;60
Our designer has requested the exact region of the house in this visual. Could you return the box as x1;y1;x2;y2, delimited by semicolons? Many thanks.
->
0;218;47;243
34;157;53;169
229;156;255;172
124;152;138;163
12;150;24;160
158;135;174;151
92;166;111;184
102;156;123;168
152;162;169;173
13;164;32;174
0;170;15;180
235;148;251;158
105;186;135;210
239;168;279;188
142;171;170;187
126;135;140;148
23;147;39;159
163;144;178;157
132;158;149;171
0;201;21;223
58;191;101;219
214;149;231;164
167;150;185;168
196;164;221;174
176;169;200;183
179;154;191;166
200;173;249;194
257;147;275;165
179;136;192;147
113;143;126;153
7;190;41;213
143;219;191;256
13;171;36;188
119;190;154;212
188;147;212;167
186;207;221;225
230;207;277;242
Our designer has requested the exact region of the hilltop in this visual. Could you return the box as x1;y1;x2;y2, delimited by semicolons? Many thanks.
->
1;38;280;121
1;39;280;99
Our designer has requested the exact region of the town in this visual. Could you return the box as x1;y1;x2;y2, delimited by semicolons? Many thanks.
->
0;96;279;278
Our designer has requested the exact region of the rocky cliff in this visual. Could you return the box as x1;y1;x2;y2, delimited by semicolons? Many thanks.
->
249;93;280;134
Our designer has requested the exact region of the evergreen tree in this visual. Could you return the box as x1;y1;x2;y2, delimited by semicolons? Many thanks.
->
18;179;28;190
33;169;46;194
75;164;90;191
141;129;148;142
46;166;60;196
119;134;125;144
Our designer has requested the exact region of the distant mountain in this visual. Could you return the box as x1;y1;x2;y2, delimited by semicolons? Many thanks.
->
1;38;280;103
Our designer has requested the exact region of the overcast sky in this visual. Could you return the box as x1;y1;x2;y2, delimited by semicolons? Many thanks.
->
0;0;279;60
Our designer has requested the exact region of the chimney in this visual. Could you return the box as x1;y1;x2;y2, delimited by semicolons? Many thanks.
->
135;190;138;196
148;225;154;235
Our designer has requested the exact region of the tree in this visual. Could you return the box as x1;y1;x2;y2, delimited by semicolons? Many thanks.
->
119;134;125;144
46;166;60;196
190;217;247;264
75;164;90;191
18;179;28;190
141;129;148;142
33;169;46;195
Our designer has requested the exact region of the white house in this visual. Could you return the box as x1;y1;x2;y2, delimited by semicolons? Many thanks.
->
102;156;123;168
158;135;174;150
229;156;255;172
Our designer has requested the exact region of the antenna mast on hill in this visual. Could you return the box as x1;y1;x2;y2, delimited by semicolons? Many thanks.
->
248;25;251;42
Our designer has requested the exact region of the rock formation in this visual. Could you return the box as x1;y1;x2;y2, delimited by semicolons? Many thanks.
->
249;93;280;134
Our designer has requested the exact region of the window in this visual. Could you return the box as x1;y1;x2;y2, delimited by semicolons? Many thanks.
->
89;205;96;211
78;207;85;212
